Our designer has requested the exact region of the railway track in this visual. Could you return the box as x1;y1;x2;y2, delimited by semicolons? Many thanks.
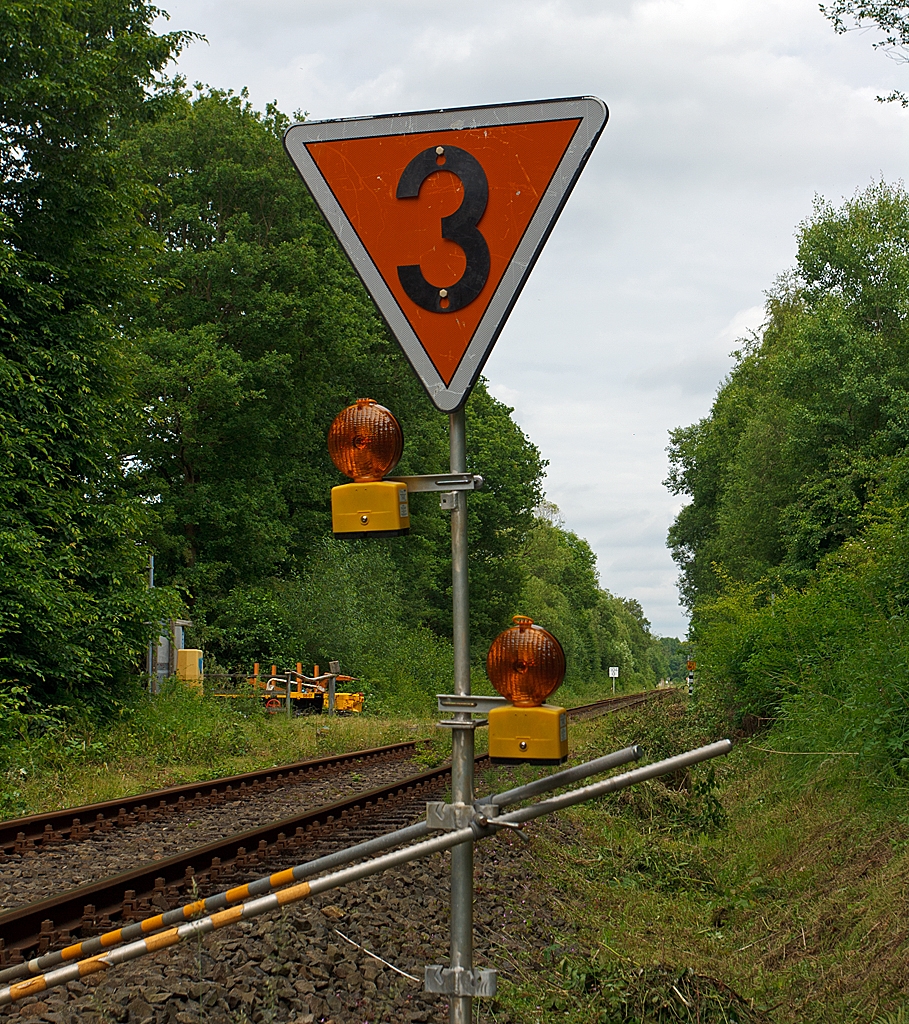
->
0;688;673;967
0;741;417;858
565;687;677;721
0;757;482;966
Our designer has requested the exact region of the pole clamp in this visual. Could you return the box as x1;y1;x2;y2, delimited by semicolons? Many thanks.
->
426;801;474;830
424;966;497;997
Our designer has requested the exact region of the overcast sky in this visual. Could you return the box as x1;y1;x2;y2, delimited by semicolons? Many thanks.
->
156;0;909;638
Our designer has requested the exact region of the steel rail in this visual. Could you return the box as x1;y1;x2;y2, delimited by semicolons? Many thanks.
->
0;756;486;963
1;742;645;985
0;741;418;856
565;688;677;720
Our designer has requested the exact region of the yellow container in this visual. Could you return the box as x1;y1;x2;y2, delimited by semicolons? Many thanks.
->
176;648;204;695
331;481;410;538
488;704;568;765
334;691;365;714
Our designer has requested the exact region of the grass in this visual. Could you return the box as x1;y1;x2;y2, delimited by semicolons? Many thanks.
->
479;696;909;1023
0;680;454;818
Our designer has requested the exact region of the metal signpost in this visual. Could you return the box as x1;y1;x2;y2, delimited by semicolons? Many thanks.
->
285;96;608;1024
609;664;619;695
284;96;622;1022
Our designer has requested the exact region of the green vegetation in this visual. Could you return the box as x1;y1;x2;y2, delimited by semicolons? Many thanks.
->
667;182;909;770
0;680;438;819
485;697;909;1024
0;0;188;705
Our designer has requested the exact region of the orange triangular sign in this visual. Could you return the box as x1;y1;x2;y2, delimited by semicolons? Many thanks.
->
285;98;608;412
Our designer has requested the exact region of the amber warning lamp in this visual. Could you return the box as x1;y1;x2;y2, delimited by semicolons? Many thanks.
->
328;399;410;539
486;615;568;765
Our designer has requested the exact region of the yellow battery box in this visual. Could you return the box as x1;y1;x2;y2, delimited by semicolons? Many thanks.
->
488;704;568;765
176;648;204;695
331;481;410;539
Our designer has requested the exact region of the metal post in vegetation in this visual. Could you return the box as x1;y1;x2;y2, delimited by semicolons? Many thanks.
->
329;660;340;715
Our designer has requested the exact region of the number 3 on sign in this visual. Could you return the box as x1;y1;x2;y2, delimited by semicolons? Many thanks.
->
395;146;491;314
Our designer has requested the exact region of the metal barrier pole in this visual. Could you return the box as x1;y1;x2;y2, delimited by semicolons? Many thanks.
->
481;744;642;810
448;406;473;1024
328;660;339;715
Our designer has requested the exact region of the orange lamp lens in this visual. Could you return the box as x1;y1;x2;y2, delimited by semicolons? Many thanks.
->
486;615;566;707
327;399;404;481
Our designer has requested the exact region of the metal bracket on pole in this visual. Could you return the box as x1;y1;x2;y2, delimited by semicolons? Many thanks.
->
424;966;497;998
438;694;508;715
426;801;475;831
387;473;484;493
436;693;503;730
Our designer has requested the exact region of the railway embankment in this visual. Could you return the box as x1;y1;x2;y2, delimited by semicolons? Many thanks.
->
2;690;907;1022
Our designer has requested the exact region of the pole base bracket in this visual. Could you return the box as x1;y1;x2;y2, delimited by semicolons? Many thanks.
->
424;966;497;997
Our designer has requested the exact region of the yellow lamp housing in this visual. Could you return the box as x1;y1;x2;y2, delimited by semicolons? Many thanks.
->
488;703;568;765
331;480;410;539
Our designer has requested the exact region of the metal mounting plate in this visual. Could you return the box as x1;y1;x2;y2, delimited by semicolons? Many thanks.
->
424;966;497;997
426;801;475;830
437;693;509;715
387;474;484;492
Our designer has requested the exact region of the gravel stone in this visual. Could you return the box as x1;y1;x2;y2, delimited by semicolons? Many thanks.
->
2;762;573;1023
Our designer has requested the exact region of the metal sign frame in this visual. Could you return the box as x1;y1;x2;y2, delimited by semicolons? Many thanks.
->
284;96;608;412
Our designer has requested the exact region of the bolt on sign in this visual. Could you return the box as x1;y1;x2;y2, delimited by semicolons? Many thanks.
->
284;97;608;411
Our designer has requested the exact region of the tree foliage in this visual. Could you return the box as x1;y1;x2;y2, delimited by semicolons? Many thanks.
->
518;516;666;691
125;87;546;668
821;1;909;104
0;1;189;701
670;182;909;769
0;7;666;708
668;182;909;607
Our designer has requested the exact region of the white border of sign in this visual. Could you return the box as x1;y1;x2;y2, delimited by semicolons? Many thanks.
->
284;97;608;412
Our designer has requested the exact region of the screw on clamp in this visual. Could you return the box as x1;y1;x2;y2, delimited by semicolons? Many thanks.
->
476;814;529;841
